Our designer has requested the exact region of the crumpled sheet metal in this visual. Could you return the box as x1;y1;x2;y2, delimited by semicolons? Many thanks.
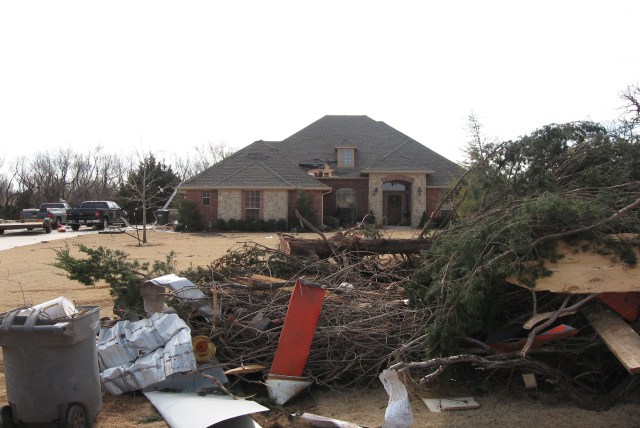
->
142;273;214;320
97;313;196;394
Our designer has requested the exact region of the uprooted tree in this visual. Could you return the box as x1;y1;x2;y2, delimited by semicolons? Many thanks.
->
403;120;640;408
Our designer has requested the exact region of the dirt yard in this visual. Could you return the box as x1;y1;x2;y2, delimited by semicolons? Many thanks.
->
0;228;639;427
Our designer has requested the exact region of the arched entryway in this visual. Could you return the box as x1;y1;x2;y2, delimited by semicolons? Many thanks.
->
383;180;411;226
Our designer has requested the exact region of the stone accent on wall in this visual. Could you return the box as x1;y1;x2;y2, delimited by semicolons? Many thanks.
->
262;190;288;220
368;175;384;224
411;175;428;227
368;173;427;227
218;189;241;220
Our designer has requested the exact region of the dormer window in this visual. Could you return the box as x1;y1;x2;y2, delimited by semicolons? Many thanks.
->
336;147;355;168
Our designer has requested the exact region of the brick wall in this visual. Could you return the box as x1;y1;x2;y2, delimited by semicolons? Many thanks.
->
424;188;442;217
318;178;369;221
288;189;324;226
183;189;218;229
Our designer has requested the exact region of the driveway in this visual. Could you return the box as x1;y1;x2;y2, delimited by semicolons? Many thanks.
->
0;227;101;251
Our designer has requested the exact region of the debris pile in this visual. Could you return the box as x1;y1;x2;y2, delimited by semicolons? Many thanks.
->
169;242;433;388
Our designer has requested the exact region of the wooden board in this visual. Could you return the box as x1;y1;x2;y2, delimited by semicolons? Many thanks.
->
421;397;480;412
510;240;640;293
581;304;640;374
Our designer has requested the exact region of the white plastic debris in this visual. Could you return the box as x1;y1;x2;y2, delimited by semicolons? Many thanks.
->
97;313;197;394
380;369;413;428
142;274;214;320
19;296;78;320
143;391;267;428
265;374;313;405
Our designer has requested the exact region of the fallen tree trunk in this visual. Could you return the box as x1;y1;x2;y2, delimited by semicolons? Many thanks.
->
278;233;431;258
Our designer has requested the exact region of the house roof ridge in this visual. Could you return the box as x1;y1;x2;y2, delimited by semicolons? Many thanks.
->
255;160;298;187
210;159;259;186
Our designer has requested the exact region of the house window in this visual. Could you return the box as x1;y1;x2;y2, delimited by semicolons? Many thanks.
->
336;188;356;209
337;148;355;168
245;190;261;220
336;188;356;223
202;191;211;206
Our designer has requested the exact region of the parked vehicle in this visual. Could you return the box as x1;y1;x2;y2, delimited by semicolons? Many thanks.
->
0;218;52;235
66;201;127;231
20;202;73;228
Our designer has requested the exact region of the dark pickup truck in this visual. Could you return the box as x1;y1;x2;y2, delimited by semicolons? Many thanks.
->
20;202;73;228
66;201;127;231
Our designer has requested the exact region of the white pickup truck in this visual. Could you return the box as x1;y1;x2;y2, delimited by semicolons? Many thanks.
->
20;202;72;228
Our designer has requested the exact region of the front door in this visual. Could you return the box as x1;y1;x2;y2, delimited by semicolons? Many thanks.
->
385;193;404;226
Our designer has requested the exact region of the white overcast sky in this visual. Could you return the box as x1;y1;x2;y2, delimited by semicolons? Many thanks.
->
0;1;638;165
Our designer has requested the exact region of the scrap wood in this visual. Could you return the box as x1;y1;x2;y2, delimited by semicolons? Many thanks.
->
520;294;595;356
290;412;363;428
390;353;639;411
421;397;480;412
278;233;431;259
581;303;640;374
509;239;640;294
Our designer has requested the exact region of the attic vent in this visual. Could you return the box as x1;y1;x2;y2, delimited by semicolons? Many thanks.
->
246;153;269;160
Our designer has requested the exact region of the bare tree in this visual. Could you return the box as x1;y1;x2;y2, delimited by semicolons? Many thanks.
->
0;157;19;218
118;153;179;244
619;83;640;141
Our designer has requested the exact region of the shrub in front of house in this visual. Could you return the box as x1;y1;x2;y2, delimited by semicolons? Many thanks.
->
323;216;340;230
418;210;428;229
215;219;227;231
276;218;288;232
363;210;376;225
175;199;204;232
296;190;319;228
218;218;285;232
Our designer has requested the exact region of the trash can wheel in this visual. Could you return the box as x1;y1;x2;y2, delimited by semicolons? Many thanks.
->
0;405;16;428
64;404;87;428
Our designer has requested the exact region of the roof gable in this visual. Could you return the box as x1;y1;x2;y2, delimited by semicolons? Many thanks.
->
181;116;463;189
275;115;463;182
180;141;329;189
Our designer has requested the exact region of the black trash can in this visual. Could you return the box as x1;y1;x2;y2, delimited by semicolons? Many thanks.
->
0;306;102;427
154;210;170;226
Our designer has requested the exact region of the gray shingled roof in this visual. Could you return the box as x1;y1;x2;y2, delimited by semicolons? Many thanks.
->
275;115;464;186
180;140;329;189
182;116;463;189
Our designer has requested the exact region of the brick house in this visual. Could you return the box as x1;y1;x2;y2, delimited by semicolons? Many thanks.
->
178;115;463;228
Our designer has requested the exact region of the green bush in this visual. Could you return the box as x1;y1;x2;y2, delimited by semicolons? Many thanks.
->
54;244;177;317
418;211;428;229
363;210;376;225
265;219;277;232
216;218;228;231
296;190;319;229
323;216;340;230
276;218;288;231
235;219;246;231
175;199;204;232
227;219;237;231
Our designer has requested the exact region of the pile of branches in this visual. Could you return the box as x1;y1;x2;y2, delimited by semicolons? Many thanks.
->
401;121;640;408
180;243;433;388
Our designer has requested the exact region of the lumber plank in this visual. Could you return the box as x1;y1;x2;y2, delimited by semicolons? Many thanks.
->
581;304;640;374
510;240;640;293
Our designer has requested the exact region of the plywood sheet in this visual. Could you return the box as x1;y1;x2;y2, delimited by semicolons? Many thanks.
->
582;304;640;374
511;240;640;293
